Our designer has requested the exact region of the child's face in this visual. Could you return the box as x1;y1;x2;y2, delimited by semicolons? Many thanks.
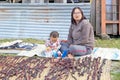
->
50;37;58;43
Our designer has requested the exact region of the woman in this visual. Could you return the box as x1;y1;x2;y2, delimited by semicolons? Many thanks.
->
60;7;94;56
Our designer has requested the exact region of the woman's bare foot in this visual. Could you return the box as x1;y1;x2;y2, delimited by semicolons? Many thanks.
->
50;57;61;67
51;57;61;63
53;58;59;62
67;53;74;58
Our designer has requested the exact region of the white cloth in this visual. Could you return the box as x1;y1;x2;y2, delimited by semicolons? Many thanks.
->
17;44;46;57
92;47;120;60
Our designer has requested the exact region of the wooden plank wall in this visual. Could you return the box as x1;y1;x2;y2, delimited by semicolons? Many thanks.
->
92;0;119;36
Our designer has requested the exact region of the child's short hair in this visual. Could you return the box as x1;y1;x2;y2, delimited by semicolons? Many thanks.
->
50;31;59;38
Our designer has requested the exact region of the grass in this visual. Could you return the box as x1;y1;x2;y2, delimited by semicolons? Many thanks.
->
0;37;120;80
0;53;16;56
111;72;120;80
1;37;120;48
110;60;120;80
0;38;45;44
95;38;120;49
22;38;45;44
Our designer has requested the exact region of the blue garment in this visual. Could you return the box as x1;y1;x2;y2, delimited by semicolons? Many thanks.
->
53;51;58;58
61;50;68;58
60;42;69;52
60;42;69;58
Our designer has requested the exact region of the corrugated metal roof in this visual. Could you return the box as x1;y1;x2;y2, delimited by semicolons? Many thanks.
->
0;3;91;40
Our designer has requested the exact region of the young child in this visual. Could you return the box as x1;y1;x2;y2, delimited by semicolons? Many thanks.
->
44;31;61;58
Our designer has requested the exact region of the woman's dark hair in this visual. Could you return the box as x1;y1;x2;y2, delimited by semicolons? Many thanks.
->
71;7;86;24
50;31;59;38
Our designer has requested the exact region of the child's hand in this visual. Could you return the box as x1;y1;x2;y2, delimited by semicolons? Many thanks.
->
46;47;51;51
61;40;68;42
57;51;62;57
54;47;58;50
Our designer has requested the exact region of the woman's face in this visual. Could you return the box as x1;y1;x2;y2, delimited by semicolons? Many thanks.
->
73;8;82;22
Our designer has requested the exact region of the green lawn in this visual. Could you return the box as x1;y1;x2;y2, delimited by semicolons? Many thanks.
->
95;38;120;49
111;72;120;80
1;37;120;48
0;38;45;44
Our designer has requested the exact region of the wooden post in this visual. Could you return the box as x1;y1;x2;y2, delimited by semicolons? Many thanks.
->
101;0;106;34
112;0;117;35
63;0;67;3
90;0;96;32
44;0;49;3
90;0;92;3
31;0;35;3
96;0;101;35
119;0;120;35
54;0;66;3
22;0;30;3
40;0;44;3
30;0;44;3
